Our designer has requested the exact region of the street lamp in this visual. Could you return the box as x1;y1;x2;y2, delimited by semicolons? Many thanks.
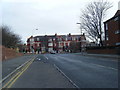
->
76;23;83;35
32;28;38;36
76;22;83;53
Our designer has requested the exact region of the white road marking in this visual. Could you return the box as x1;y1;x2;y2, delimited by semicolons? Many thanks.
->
1;56;37;84
44;56;48;60
1;60;31;84
53;64;79;88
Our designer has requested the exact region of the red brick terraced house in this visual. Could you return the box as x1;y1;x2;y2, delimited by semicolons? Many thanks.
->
104;10;120;46
27;33;86;53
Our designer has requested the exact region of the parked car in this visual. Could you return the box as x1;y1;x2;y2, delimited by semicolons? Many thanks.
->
50;50;56;54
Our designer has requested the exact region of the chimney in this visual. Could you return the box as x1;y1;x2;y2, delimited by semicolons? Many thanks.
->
83;33;85;36
118;1;120;10
30;36;33;38
44;35;47;37
68;33;71;36
55;33;57;36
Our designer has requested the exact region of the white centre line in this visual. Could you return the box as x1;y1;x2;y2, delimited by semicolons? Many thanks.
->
44;55;48;60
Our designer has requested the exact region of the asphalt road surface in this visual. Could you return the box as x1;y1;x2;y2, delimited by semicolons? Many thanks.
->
45;53;118;88
2;53;118;88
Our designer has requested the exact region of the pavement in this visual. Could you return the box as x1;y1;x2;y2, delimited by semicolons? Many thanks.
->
74;53;120;60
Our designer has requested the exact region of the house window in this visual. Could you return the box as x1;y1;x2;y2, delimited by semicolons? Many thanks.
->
115;30;120;34
30;38;34;42
116;42;120;45
48;43;53;46
114;17;119;21
106;36;109;41
105;23;108;30
106;30;109;41
48;39;52;41
37;38;39;41
65;37;67;41
37;43;39;46
53;38;55;41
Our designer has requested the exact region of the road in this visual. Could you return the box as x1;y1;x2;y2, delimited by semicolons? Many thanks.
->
45;53;118;88
2;53;118;88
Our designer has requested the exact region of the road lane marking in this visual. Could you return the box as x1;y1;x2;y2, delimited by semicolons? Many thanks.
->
44;55;48;60
54;64;79;88
7;60;33;88
2;57;36;88
2;72;21;88
1;56;36;84
3;60;31;88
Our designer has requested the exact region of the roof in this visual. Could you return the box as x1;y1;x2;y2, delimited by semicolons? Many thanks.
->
104;10;120;23
114;10;120;17
27;33;86;42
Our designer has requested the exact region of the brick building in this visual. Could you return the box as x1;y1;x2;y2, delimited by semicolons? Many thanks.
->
27;33;86;53
104;10;120;46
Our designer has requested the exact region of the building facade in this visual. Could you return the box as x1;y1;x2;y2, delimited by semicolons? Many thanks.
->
27;33;86;53
104;10;120;46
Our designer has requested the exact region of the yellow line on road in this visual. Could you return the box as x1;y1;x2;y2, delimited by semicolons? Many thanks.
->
2;72;20;88
2;57;36;88
7;60;33;88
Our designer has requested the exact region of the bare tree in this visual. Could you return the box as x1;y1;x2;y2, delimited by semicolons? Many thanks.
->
2;25;22;48
80;0;112;46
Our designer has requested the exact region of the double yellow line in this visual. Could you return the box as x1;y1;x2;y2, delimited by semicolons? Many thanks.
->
2;57;35;88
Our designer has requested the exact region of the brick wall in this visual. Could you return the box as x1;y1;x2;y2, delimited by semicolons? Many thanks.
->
1;46;23;61
86;47;120;55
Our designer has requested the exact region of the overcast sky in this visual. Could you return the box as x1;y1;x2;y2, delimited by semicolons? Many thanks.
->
1;0;120;43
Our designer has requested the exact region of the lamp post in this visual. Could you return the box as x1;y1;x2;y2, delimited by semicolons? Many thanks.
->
31;28;38;53
76;22;83;53
32;28;38;36
76;23;83;35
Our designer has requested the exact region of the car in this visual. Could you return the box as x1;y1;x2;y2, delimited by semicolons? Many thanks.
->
50;50;56;54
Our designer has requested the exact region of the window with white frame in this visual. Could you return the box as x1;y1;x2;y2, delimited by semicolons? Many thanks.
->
30;38;34;42
106;36;109;41
48;43;53;46
115;30;120;34
66;37;67;41
37;43;39;46
48;38;52;41
105;23;108;30
37;38;39;41
106;30;109;41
